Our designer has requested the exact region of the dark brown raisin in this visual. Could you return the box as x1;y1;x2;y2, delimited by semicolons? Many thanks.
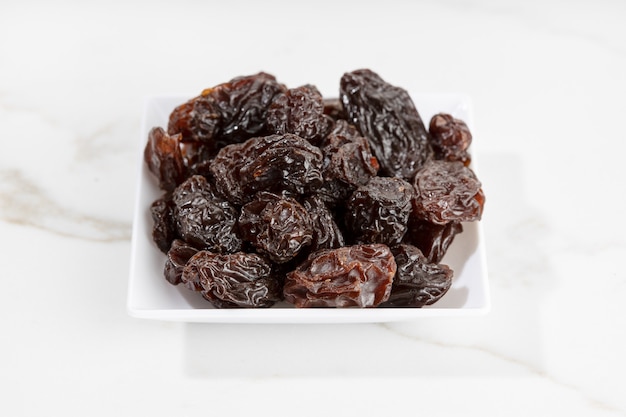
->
345;176;415;246
168;72;286;147
239;192;313;264
164;239;199;287
429;113;472;166
380;244;453;308
144;127;186;192
182;251;281;308
404;218;463;264
209;133;324;205
266;85;333;145
302;195;345;251
150;195;177;253
283;244;396;308
413;160;485;225
340;69;432;179
323;98;346;120
172;175;242;253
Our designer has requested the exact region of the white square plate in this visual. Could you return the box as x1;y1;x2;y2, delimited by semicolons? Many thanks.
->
127;93;489;323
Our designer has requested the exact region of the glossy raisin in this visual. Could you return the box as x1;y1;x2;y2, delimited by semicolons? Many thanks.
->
164;239;199;287
380;244;453;308
302;195;345;251
340;69;432;179
239;192;313;263
345;176;414;246
172;175;242;253
429;113;472;166
182;251;281;308
168;72;286;147
209;133;324;205
404;218;463;264
283;244;396;308
266;85;333;145
144;127;186;192
413;160;485;225
150;195;177;253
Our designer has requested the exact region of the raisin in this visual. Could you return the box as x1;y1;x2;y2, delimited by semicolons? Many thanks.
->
345;176;414;246
302;195;345;251
182;251;281;308
283;244;396;308
340;69;432;179
150;195;177;253
239;192;313;263
168;72;286;146
380;244;453;308
144;127;186;192
164;239;199;287
172;175;242;253
266;85;333;145
429;113;472;166
413;160;485;225
404;218;463;264
323;98;346;120
209;133;324;205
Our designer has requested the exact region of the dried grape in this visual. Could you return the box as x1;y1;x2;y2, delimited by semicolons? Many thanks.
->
429;113;472;166
144;127;186;192
380;244;453;308
172;175;242;253
238;192;313;263
404;218;463;264
283;244;396;308
182;251;281;308
413;160;485;225
340;69;432;179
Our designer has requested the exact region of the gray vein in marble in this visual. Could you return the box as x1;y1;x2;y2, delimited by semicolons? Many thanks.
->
380;323;625;416
0;169;131;242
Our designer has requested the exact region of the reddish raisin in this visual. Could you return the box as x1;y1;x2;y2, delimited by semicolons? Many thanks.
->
164;239;199;287
284;244;396;308
429;113;472;166
168;72;286;147
413;160;485;225
266;85;333;145
144;127;186;192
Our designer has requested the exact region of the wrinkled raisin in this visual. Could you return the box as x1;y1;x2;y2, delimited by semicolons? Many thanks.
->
144;127;186;192
429;113;472;166
413;160;485;225
284;244;396;308
209;133;324;205
168;72;286;147
239;192;313;263
172;175;242;253
340;69;432;179
404;218;463;264
164;239;199;287
266;85;333;145
380;244;453;308
302;195;345;251
182;251;281;308
345;176;414;246
150;195;177;253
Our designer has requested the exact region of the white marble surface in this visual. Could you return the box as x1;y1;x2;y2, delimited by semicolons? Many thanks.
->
1;0;625;415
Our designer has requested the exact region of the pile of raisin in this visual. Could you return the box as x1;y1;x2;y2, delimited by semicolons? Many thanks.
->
144;70;485;309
